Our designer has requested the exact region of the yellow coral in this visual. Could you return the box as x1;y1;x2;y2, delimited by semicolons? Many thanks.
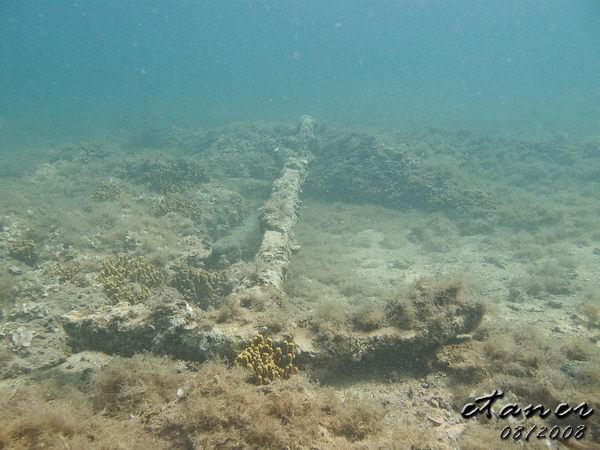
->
151;159;209;194
8;239;36;266
235;334;298;385
88;182;135;202
98;255;164;304
170;265;226;310
52;262;80;282
153;197;202;221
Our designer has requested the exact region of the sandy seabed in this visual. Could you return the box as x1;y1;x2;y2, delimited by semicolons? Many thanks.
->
1;121;599;449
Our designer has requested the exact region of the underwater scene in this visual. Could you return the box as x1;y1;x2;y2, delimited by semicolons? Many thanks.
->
1;1;600;449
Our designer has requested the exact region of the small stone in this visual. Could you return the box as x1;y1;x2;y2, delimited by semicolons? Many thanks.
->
427;415;444;427
508;287;522;302
11;327;37;347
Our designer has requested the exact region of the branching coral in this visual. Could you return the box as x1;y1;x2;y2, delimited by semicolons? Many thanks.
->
98;255;165;304
52;262;80;282
153;197;202;221
170;265;227;310
150;159;209;194
88;182;134;202
235;334;298;385
8;239;36;266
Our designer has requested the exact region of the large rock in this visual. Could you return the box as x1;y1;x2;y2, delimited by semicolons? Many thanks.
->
60;289;242;361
